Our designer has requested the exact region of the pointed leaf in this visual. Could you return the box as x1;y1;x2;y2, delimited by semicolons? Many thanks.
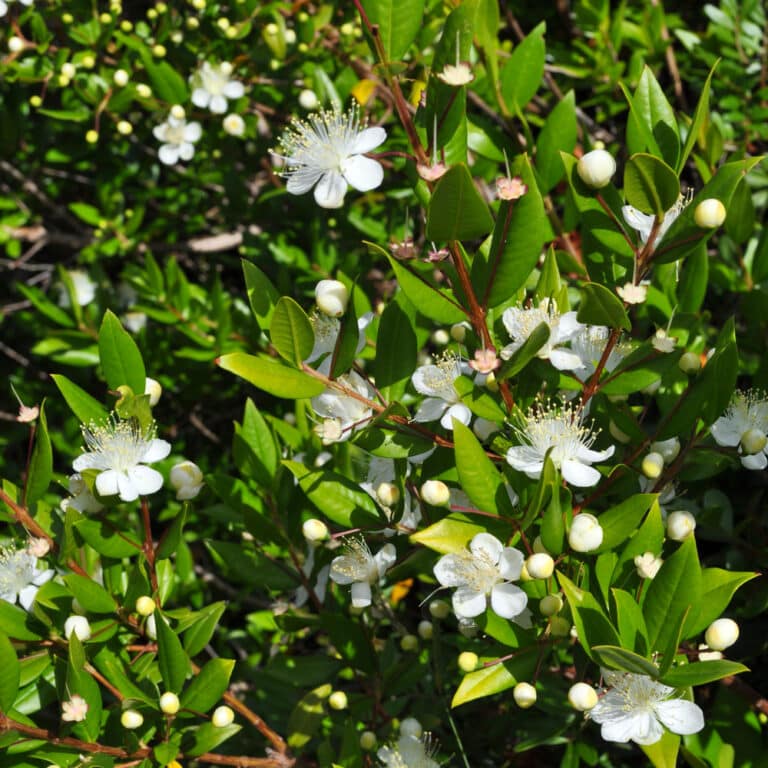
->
217;353;325;399
155;611;190;693
98;310;146;394
624;153;680;217
25;400;52;507
426;164;494;241
52;374;108;425
577;282;631;331
271;297;314;366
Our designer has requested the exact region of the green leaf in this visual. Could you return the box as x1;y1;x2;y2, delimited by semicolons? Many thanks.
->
535;91;577;192
183;723;240;758
660;660;749;688
373;298;417;400
724;178;755;245
591;645;659;677
501;22;545;112
453;376;507;422
180;659;235;715
623;153;680;217
155;509;187;561
63;574;116;613
216;353;326;399
140;55;188;104
453;420;505;516
426;164;494;242
640;728;681;768
678;61;717;173
330;292;360;378
360;0;425;61
0;601;42;641
593;494;656;553
25;401;51;507
498;322;550;381
677;242;708;313
541;486;568;556
66;634;102;743
183;602;227;657
0;632;20;711
270;297;315;366
242;260;279;331
284;461;383;528
52;374;108;425
287;684;332;750
686;568;757;637
410;512;506;555
98;310;146;394
611;589;650;656
577;282;631;330
451;663;516;708
154;611;190;693
233;399;279;488
74;517;142;558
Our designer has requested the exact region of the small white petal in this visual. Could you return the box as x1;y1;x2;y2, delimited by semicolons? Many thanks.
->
287;168;323;195
341;155;384;193
441;403;471;430
490;582;528;619
141;438;171;463
549;348;586;371
413;398;449;423
350;581;372;608
741;451;768;470
117;473;140;502
178;143;195;161
209;95;227;114
452;586;487;618
18;584;39;612
223;81;245;99
349;126;387;154
184;122;203;142
655;699;705;735
159;144;181;165
497;548;524;581
561;458;602;487
95;469;120;497
469;533;503;563
374;543;397;577
191;88;210;108
433;554;464;587
127;465;164;496
314;172;347;209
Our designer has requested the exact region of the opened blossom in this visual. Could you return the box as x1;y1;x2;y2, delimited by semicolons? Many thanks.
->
377;733;439;768
711;390;768;469
411;354;471;430
153;114;202;165
622;193;691;251
274;105;386;208
329;537;396;608
570;325;630;381
190;61;245;114
433;533;528;621
589;670;704;745
0;545;54;610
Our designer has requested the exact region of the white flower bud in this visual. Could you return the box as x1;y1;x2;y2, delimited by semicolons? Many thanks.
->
223;113;245;137
113;69;129;87
513;682;537;709
576;149;616;189
159;691;180;715
417;620;433;640
144;377;162;406
145;614;157;639
568;682;598;711
359;730;377;750
64;615;92;642
212;705;235;726
525;553;555;580
641;452;665;479
61;62;76;79
667;510;696;541
298;88;319;110
568;513;604;552
458;651;478;672
400;717;423;738
539;594;563;616
740;428;767;456
431;329;450;346
121;709;144;729
420;480;450;507
315;279;349;317
136;83;152;99
549;616;571;637
650;437;681;464
634;551;663;579
170;104;186;120
328;691;348;710
694;198;726;229
400;634;419;652
429;599;450;620
376;482;400;507
284;28;297;44
8;36;25;53
705;618;739;651
169;460;204;501
135;595;156;616
450;323;467;342
302;518;329;542
679;351;702;374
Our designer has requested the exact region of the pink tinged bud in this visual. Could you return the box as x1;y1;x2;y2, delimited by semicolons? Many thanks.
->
496;176;528;200
61;694;89;722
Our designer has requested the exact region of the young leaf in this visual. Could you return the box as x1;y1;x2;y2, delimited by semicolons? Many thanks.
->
0;632;19;711
373;298;417;400
98;310;146;395
25;400;52;507
500;22;545;113
360;0;425;61
535;90;577;192
659;660;749;688
216;353;326;399
154;611;190;693
426;164;494;242
242;259;279;331
624;153;680;217
577;283;631;330
52;374;108;425
180;658;235;715
453;420;505;516
271;297;315;366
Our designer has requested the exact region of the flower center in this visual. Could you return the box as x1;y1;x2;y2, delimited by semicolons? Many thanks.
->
522;403;595;466
334;538;376;582
83;418;154;472
450;549;500;595
0;547;37;595
201;67;228;96
165;124;187;145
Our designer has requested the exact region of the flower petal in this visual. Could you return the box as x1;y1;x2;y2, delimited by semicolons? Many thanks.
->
117;472;140;502
452;586;487;618
18;584;39;612
622;205;655;242
561;458;601;487
142;439;171;463
710;417;742;447
441;403;471;430
184;122;202;142
126;465;164;496
341;154;384;192
73;453;106;472
497;547;524;581
314;171;347;209
209;95;227;114
654;699;705;736
158;144;180;166
224;81;245;99
600;711;662;745
191;88;210;108
741;451;768;470
374;543;397;577
576;444;615;463
349;126;387;154
469;533;503;563
433;553;464;587
490;582;528;619
287;168;324;195
95;469;120;497
413;398;448;424
549;348;585;371
350;581;372;608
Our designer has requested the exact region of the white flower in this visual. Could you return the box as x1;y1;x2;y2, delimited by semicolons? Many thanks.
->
311;361;375;443
570;325;630;380
62;694;89;723
506;402;615;487
378;733;439;768
305;310;373;364
433;533;528;621
61;473;103;514
190;61;245;114
72;417;171;502
329;537;396;608
436;62;474;86
711;390;768;470
616;282;647;304
622;193;690;251
59;269;96;307
222;113;245;137
634;551;663;579
274;105;386;208
652;328;677;354
411;354;471;430
589;670;704;745
169;460;204;500
153;115;202;165
500;300;584;371
0;545;54;610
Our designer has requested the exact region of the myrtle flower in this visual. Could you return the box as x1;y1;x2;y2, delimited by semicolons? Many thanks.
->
61;694;89;723
0;545;54;610
496;175;528;201
506;402;615;487
58;269;96;308
0;0;33;18
411;353;471;430
274;105;386;208
190;61;245;114
570;325;630;381
311;360;376;443
72;416;171;502
305;310;373;364
711;390;768;470
329;537;396;608
61;473;103;514
377;733;440;768
436;62;474;86
153;114;202;166
622;193;691;251
362;457;421;535
433;533;528;621
500;299;584;371
589;670;704;745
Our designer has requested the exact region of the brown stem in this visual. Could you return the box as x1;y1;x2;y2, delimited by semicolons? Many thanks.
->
0;487;54;546
481;201;515;309
579;328;621;407
140;497;158;594
449;242;493;351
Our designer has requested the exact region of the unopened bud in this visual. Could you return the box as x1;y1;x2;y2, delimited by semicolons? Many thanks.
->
705;618;739;651
429;599;450;620
223;114;245;137
170;104;185;120
679;351;702;374
568;682;598;711
136;84;152;99
417;620;433;639
420;480;450;507
121;709;144;729
298;88;319;110
568;513;603;552
8;36;24;53
458;651;478;672
539;594;563;616
577;149;616;189
549;616;571;637
135;596;156;616
450;323;467;342
328;691;348;710
513;682;537;708
400;634;419;652
667;510;696;541
360;730;377;750
376;482;400;507
694;198;726;229
315;279;349;317
61;62;76;79
169;460;204;501
400;717;422;738
641;452;665;479
212;705;235;726
525;553;554;580
159;691;180;715
64;615;92;642
302;518;329;542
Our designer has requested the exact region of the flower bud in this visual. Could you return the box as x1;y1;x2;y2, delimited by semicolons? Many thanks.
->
400;717;423;738
376;482;400;507
223;114;245;137
429;599;450;620
212;705;235;726
64;615;92;642
136;84;152;99
121;709;144;729
159;691;180;715
8;36;24;53
170;104;185;120
705;618;739;651
315;279;349;317
539;594;563;616
650;437;681;464
740;428;767;456
568;513;604;553
679;351;701;375
152;44;167;58
328;691;348;710
420;480;450;507
169;460;204;501
513;682;537;709
400;634;419;652
458;651;478;672
568;682;598;711
549;616;571;637
135;595;156;616
113;69;129;87
61;62;76;79
641;452;665;479
577;149;617;189
634;551;663;579
298;88;319;110
667;510;696;541
302;518;329;542
450;323;467;342
417;620;433;640
525;553;555;580
145;614;157;639
117;120;133;135
360;730;377;750
694;198;726;229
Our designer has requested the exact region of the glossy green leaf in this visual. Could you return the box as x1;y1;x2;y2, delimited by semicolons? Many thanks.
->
686;568;758;636
451;662;515;708
140;55;188;104
373;298;417;400
270;297;314;366
501;22;545;112
453;376;506;422
660;660;749;688
410;512;506;555
52;374;108;425
242;259;279;331
183;602;227;657
330;291;360;379
74;517;142;558
66;634;102;743
593;494;656;553
497;322;550;381
426;164;494;242
724;178;755;245
287;684;332;750
217;353;326;399
155;611;190;693
98;310;146;394
233;398;279;487
360;0;424;61
678;61;717;173
640;729;681;768
63;574;116;613
577;282;631;330
453;420;505;516
591;645;659;677
611;589;650;656
624;153;680;217
180;659;235;714
25;400;51;507
0;601;42;641
183;723;240;758
535;90;577;192
541;485;568;556
0;633;19;711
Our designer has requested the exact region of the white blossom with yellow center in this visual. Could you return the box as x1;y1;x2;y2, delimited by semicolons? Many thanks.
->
711;390;768;470
622;192;691;251
570;325;631;380
153;115;202;165
377;733;440;768
190;61;245;114
411;354;471;430
0;546;54;611
329;537;396;608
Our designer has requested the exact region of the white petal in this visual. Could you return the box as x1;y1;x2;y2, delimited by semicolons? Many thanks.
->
178;143;195;161
142;439;171;463
549;348;585;371
19;584;39;612
561;458;602;487
622;205;655;242
411;366;442;397
32;569;55;587
601;712;661;745
95;469;120;497
116;473;139;502
506;446;544;476
329;556;356;585
655;699;705;736
490;583;528;619
349;126;387;154
576;444;615;463
314;172;347;209
209;95;227;114
433;554;464;587
452;586;487;618
413;398;448;423
497;547;524;580
557;312;585;339
710;418;742;447
374;544;397;577
153;124;169;141
341;154;384;192
184;122;203;142
350;581;372;608
441;403;472;430
127;466;164;496
741;451;767;470
191;88;210;108
158;144;180;165
73;453;105;472
469;533;503;563
287;168;323;195
223;81;245;99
